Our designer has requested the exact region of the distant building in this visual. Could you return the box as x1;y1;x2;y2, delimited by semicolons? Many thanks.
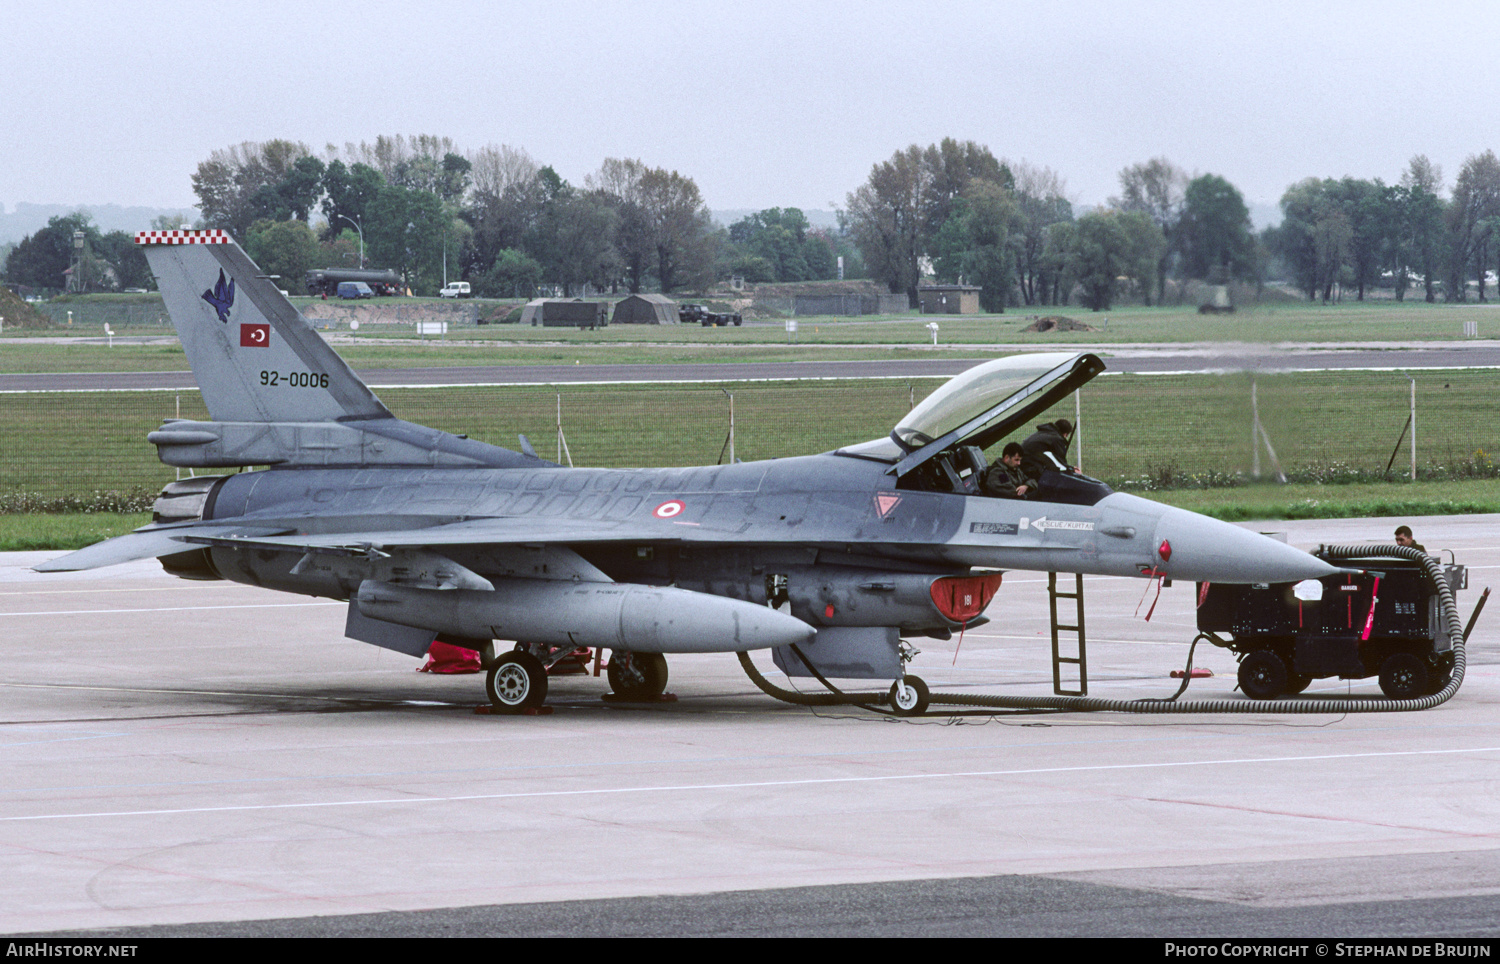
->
521;299;608;328
611;293;678;324
919;285;981;314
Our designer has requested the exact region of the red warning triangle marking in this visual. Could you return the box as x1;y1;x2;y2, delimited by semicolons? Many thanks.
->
874;494;901;518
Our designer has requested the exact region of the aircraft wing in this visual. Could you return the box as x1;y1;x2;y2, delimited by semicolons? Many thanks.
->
33;515;690;574
178;515;681;553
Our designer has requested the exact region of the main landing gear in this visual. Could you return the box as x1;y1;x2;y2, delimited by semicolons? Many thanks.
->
479;643;673;712
485;650;548;714
605;651;670;702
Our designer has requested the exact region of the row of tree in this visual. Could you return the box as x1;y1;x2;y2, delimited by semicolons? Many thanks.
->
183;137;734;297
1267;153;1500;305
2;214;153;294
846;141;1500;311
844;142;1258;311
10;133;1500;307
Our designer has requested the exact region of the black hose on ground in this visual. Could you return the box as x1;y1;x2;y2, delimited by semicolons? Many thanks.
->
737;650;889;706
741;545;1465;715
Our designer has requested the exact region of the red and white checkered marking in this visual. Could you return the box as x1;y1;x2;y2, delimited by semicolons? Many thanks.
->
134;230;231;246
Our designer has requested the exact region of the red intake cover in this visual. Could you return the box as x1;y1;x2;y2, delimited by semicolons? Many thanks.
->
930;572;1004;623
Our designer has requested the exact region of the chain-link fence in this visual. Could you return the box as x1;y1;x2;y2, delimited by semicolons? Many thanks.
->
32;300;174;331
4;371;1498;500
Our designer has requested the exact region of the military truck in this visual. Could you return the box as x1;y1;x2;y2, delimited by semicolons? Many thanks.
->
678;303;742;326
306;268;402;297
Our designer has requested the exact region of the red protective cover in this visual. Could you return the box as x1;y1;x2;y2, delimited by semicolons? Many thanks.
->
930;572;1004;623
417;640;482;674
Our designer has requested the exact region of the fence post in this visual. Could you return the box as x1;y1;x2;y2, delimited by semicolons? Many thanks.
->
556;392;573;468
1251;379;1260;478
1410;376;1417;481
717;388;735;464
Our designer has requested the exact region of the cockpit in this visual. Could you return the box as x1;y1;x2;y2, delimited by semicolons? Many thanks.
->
837;352;1115;507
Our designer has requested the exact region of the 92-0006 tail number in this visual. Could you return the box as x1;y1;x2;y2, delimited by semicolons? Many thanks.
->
260;371;329;388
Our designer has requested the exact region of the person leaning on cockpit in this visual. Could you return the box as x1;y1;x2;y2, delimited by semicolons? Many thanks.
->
1020;418;1075;478
982;442;1038;499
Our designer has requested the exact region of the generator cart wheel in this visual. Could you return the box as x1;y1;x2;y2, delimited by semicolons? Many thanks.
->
607;651;669;700
1378;653;1429;699
486;651;549;713
1286;674;1314;695
1426;655;1455;695
1238;650;1288;700
889;675;930;716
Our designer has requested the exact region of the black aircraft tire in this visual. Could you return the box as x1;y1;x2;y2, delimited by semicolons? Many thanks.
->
1379;653;1429;699
607;651;669;700
1238;650;1287;701
889;675;930;716
486;651;548;713
1427;656;1455;695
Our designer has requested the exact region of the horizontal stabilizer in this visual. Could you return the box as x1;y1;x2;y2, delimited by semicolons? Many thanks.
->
33;524;294;572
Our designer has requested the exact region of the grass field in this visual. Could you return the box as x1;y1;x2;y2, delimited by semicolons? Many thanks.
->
8;298;1500;359
0;512;152;551
7;297;1500;549
8;366;1499;552
4;369;1497;495
6;298;1500;374
0;340;987;373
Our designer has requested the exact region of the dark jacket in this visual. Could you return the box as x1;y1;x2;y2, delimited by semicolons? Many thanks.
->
981;462;1038;499
1020;422;1071;478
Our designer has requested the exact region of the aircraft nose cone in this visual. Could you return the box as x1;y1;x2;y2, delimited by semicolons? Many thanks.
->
1156;510;1337;583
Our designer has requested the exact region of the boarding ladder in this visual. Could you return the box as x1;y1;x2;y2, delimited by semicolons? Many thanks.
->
1048;572;1088;696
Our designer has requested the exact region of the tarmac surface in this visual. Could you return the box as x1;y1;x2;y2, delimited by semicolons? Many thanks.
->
6;340;1500;392
3;515;1499;936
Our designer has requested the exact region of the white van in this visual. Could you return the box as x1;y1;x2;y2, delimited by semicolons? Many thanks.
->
439;281;471;299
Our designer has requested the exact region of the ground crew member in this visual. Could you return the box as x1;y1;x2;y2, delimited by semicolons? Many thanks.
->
1395;525;1426;553
1020;419;1074;478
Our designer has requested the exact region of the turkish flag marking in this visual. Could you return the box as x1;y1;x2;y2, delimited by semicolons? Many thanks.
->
240;323;270;347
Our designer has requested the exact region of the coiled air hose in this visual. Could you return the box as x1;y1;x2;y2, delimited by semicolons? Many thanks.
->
739;544;1465;714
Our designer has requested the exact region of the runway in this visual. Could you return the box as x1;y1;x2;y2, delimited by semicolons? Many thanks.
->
5;341;1500;392
3;514;1498;936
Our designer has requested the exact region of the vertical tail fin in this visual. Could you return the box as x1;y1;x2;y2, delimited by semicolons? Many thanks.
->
139;230;391;423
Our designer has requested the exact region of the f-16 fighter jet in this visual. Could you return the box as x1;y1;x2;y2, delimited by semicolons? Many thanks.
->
39;231;1335;714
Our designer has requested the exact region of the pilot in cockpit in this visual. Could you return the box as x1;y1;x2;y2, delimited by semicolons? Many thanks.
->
981;442;1037;499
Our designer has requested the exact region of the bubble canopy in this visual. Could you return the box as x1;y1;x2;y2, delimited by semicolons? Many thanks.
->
898;352;1095;448
836;352;1106;476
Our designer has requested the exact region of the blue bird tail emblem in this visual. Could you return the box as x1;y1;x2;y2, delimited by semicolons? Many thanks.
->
201;269;235;323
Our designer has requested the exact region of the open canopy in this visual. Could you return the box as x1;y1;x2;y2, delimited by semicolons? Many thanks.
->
839;352;1106;478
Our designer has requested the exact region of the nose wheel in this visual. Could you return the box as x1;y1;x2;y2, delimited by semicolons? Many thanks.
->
889;675;929;716
486;651;549;713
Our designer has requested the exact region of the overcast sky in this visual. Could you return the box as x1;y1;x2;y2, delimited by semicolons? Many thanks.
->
7;0;1497;221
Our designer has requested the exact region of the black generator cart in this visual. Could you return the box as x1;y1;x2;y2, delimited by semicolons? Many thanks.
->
1197;552;1466;700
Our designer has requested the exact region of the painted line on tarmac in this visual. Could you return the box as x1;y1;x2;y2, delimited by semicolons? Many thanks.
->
0;601;342;617
5;745;1498;823
0;586;232;596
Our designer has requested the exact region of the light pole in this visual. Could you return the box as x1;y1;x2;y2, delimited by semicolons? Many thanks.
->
337;214;364;269
72;230;85;292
